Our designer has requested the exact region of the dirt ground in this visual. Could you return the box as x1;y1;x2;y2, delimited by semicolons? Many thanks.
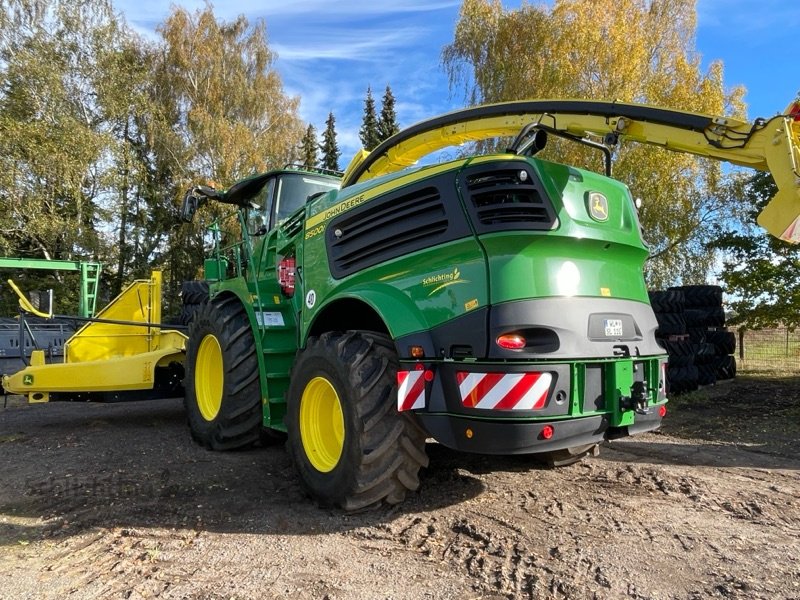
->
1;374;799;600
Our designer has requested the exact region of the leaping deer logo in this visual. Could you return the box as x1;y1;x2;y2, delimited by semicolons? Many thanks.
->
589;193;608;221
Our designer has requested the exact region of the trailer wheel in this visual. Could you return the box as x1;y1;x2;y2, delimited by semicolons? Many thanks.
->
184;296;261;450
286;331;428;511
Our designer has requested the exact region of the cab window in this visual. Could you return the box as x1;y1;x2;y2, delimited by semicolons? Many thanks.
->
245;178;276;235
272;174;340;228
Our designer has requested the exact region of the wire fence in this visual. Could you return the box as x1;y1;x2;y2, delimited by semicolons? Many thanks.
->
738;327;800;372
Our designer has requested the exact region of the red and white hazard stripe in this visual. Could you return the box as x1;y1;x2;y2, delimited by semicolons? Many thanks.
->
457;371;552;410
397;370;426;412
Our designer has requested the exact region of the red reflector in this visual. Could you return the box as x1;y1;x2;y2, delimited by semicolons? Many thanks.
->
277;257;296;297
659;405;667;418
424;369;434;382
541;425;554;440
496;333;526;350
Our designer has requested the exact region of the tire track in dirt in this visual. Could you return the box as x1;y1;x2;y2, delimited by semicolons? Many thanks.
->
2;384;800;600
343;442;800;600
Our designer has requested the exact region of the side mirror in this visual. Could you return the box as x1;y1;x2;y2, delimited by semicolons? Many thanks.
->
180;189;199;223
180;185;220;223
523;129;548;156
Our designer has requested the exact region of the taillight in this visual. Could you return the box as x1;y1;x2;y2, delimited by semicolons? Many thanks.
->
496;333;526;350
278;256;296;297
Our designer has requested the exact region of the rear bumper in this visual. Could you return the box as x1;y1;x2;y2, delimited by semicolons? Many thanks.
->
395;333;668;454
414;410;663;455
416;413;607;454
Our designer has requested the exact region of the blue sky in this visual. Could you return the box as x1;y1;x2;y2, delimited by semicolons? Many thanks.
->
117;0;799;163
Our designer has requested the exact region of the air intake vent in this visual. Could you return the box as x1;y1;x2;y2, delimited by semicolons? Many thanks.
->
329;187;447;277
280;210;304;240
463;166;558;232
327;173;471;279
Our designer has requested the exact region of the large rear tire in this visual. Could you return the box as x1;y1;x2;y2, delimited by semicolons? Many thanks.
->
286;331;428;511
184;296;262;450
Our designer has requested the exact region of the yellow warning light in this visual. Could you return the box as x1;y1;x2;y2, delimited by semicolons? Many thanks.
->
465;428;474;439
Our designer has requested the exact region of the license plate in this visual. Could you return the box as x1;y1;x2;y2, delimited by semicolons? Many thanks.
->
604;319;623;337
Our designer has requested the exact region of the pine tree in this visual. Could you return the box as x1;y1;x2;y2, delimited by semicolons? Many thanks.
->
359;86;380;150
300;124;318;168
377;84;400;142
320;112;340;171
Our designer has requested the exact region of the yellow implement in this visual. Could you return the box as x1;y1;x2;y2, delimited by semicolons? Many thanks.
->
2;271;186;402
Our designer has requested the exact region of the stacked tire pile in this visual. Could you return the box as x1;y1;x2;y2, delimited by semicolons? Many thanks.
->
649;289;696;394
649;285;737;395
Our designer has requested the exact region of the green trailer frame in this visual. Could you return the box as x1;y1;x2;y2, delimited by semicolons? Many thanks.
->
0;257;101;318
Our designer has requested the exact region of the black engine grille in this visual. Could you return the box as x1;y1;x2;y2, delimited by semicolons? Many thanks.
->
327;174;470;278
462;166;557;232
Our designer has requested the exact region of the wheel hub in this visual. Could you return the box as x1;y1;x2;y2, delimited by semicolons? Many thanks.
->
196;334;223;421
299;376;344;472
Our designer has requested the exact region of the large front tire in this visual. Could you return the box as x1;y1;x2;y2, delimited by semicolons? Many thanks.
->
184;296;262;450
286;331;428;511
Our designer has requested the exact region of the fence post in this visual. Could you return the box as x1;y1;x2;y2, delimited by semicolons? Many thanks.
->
738;328;744;361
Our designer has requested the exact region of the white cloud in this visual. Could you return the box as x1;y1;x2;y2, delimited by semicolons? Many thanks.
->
272;28;424;62
231;0;463;17
117;0;462;24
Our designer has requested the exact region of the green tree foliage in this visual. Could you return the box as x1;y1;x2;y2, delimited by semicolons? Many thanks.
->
377;84;400;142
709;171;800;329
442;0;746;288
321;112;341;171
0;0;115;263
94;27;175;296
359;86;381;150
0;2;304;313
150;5;306;303
300;124;319;168
154;5;303;186
0;0;130;311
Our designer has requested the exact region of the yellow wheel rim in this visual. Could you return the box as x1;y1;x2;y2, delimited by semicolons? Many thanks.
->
299;376;345;473
195;334;223;422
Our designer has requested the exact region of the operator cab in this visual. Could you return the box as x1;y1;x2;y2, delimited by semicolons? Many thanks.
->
180;166;340;235
246;170;340;235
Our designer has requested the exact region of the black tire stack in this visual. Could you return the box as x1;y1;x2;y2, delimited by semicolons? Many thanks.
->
707;329;737;380
650;285;737;395
670;285;736;386
649;290;698;395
